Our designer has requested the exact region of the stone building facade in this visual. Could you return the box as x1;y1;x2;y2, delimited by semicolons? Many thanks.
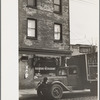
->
19;0;71;89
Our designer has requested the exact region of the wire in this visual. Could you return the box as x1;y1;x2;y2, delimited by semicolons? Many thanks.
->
71;0;96;5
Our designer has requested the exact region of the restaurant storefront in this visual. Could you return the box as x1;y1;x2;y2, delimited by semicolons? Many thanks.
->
19;48;71;89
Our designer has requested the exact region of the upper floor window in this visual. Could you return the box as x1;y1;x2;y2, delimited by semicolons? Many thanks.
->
27;0;36;8
54;24;62;41
27;19;37;39
54;0;61;13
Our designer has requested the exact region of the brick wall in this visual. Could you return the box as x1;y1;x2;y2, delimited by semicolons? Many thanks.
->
19;0;70;50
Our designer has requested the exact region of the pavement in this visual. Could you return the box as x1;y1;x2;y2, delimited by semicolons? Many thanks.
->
19;88;37;99
19;88;90;98
19;88;97;100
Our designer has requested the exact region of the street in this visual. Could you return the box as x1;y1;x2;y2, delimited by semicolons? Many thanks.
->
19;94;97;100
19;89;97;100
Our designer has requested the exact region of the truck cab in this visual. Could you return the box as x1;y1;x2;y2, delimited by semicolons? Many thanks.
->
37;65;90;99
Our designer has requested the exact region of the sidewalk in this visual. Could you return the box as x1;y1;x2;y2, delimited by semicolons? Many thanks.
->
19;89;37;99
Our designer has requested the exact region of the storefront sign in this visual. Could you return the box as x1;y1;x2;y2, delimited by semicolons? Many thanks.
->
35;67;56;70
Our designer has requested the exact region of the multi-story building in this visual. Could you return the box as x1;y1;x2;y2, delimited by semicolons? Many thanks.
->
19;0;71;89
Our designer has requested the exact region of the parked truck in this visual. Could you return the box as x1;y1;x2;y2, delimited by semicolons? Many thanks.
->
36;52;97;99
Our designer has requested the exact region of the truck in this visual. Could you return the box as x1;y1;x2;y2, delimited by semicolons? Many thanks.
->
36;52;97;99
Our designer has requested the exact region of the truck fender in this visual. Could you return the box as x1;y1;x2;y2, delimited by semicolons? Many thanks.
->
51;81;70;91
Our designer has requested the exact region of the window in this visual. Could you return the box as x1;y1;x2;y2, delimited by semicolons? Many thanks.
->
34;57;57;76
58;69;67;76
69;67;77;75
27;19;37;39
27;0;36;7
79;47;91;53
54;24;62;41
54;0;61;13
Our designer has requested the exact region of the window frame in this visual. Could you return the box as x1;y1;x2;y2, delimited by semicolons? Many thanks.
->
54;23;62;42
27;18;37;40
27;0;37;8
53;0;62;14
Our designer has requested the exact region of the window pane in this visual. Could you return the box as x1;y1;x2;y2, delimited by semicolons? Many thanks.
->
28;0;33;6
54;33;60;40
54;5;60;12
28;29;35;37
55;24;60;32
28;20;35;28
54;0;60;5
28;0;36;6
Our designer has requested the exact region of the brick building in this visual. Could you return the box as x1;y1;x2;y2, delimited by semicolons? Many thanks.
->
19;0;71;89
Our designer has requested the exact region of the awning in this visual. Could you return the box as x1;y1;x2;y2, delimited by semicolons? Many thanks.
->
19;48;72;56
35;54;60;58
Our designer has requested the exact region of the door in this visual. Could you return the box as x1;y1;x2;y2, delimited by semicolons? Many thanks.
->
67;65;82;88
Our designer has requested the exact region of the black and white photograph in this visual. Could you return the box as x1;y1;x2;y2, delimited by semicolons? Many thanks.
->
1;0;99;100
18;0;98;100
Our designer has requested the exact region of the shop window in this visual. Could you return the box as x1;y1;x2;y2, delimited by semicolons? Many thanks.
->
54;0;61;13
27;0;36;8
27;19;37;39
54;23;62;41
34;57;58;76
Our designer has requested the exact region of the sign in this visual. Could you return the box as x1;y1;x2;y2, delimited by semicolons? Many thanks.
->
79;47;91;53
35;67;56;70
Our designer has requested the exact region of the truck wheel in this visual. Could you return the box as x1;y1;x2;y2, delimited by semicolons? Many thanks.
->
50;84;63;99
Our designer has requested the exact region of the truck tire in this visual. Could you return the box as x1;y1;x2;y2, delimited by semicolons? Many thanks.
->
50;84;63;99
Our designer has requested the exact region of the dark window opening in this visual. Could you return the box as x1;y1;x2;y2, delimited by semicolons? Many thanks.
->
27;0;36;8
54;0;61;13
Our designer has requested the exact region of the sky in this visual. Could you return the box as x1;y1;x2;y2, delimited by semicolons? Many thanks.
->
69;0;99;45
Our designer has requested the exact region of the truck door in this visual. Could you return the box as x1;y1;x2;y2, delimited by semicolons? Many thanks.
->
67;65;82;89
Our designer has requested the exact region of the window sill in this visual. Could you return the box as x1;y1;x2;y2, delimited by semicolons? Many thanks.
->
54;11;62;15
54;40;62;43
26;36;37;40
27;6;37;9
